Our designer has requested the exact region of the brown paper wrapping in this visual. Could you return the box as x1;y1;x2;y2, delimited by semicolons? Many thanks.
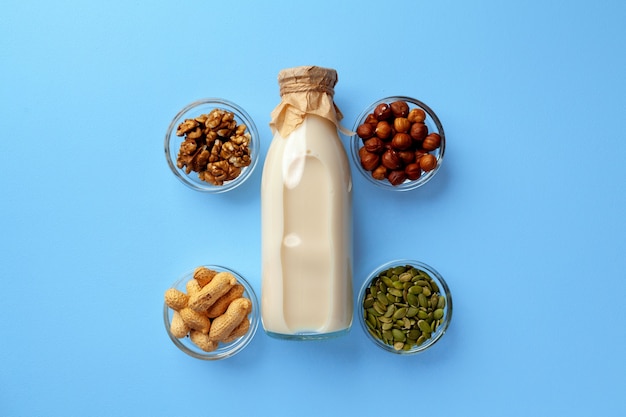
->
269;66;352;138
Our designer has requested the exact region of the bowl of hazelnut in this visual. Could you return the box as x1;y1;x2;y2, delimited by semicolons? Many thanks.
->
351;96;445;191
163;265;260;360
358;259;452;355
165;98;260;193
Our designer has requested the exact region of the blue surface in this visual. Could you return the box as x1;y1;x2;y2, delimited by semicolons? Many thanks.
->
2;1;625;416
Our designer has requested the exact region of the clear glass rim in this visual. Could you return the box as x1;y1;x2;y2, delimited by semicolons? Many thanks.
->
350;96;446;192
357;259;453;355
164;98;260;194
163;264;260;360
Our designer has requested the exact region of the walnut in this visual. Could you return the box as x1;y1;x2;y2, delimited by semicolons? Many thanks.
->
176;118;199;136
191;148;211;172
230;154;251;168
175;108;253;185
209;139;222;163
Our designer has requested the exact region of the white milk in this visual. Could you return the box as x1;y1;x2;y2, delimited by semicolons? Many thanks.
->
261;114;353;339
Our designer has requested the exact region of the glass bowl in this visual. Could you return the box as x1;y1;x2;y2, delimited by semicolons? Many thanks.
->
163;265;259;360
164;98;260;193
357;259;452;355
350;96;445;191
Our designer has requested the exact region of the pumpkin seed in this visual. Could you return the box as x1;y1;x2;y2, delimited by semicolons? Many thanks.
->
362;265;448;351
418;293;428;308
392;329;406;342
417;320;431;333
408;285;423;295
393;307;408;320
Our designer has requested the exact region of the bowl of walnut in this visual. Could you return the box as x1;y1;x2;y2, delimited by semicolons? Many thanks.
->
165;98;260;193
351;96;445;191
163;265;260;360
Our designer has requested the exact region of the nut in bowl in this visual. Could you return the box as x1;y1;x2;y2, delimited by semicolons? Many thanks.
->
351;96;445;191
358;260;452;355
164;98;260;193
163;265;259;360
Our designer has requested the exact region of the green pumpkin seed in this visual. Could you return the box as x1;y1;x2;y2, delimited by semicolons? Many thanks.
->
392;266;406;275
392;329;406;342
418;320;432;333
363;265;448;351
408;285;423;295
406;307;419;317
384;304;396;318
418;293;428;308
408;329;421;340
399;272;413;282
393;307;408;320
392;280;405;290
373;301;386;315
377;292;389;306
388;288;403;298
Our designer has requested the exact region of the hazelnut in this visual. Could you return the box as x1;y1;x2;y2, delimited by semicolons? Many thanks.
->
371;165;387;180
364;114;379;126
375;121;393;140
356;123;375;140
422;133;442;151
398;150;415;165
364;137;385;154
405;163;422;180
391;133;413;151
359;149;380;171
393;117;411;133
409;122;428;141
407;108;426;123
381;149;402;170
415;149;427;163
390;100;409;118
373;103;392;121
419;153;437;172
388;169;407;186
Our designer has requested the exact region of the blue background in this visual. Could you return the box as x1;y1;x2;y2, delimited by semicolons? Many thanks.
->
2;0;625;416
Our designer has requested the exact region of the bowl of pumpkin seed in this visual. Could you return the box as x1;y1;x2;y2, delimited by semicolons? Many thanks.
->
358;259;452;354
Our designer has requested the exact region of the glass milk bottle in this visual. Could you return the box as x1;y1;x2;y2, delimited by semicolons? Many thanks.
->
261;66;353;340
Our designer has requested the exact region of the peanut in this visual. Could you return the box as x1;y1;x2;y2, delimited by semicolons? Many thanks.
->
165;267;254;354
193;266;217;287
179;307;211;334
190;330;218;352
205;284;244;318
208;297;251;342
188;272;237;312
170;311;190;338
222;318;251;344
164;288;189;311
186;278;201;297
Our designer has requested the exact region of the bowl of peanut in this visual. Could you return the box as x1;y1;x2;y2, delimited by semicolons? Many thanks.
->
358;259;452;355
164;98;260;193
351;96;445;191
163;265;259;360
